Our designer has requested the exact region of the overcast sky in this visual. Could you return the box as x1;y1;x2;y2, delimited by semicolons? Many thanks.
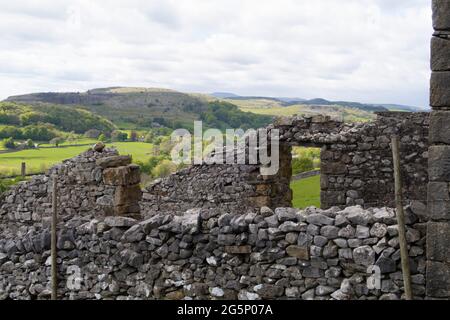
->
0;0;432;107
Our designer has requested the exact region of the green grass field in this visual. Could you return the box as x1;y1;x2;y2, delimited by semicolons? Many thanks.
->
39;138;98;147
291;175;321;209
235;100;375;123
108;142;153;162
0;142;153;176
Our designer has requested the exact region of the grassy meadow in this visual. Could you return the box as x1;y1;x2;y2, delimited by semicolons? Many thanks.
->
290;175;321;209
39;138;98;147
231;99;375;123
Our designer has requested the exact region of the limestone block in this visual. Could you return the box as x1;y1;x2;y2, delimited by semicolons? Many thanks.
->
286;245;310;260
430;111;450;144
114;184;142;206
426;261;450;297
225;245;251;254
432;37;450;71
427;222;450;262
428;200;450;220
430;72;450;107
250;196;271;207
429;145;450;181
114;204;141;216
321;162;347;175
104;216;137;227
103;165;141;186
428;182;450;201
96;155;132;169
93;142;106;152
321;191;346;206
433;0;450;31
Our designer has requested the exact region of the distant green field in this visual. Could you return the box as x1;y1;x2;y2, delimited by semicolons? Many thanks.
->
109;142;153;162
240;105;304;116
39;138;98;147
0;142;153;176
291;175;321;209
234;99;375;123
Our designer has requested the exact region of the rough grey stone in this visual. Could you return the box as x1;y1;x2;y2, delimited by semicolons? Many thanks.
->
431;72;450;108
370;223;388;238
427;261;450;298
432;37;450;72
320;226;340;239
353;246;375;267
375;257;397;274
427;222;450;262
104;216;137;228
306;214;334;226
355;225;370;239
430;111;450;144
433;0;450;30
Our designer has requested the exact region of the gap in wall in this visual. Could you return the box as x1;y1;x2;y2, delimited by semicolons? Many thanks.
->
290;146;321;209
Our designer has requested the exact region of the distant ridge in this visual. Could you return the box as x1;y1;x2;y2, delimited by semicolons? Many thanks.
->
4;87;273;131
210;92;423;113
210;92;241;99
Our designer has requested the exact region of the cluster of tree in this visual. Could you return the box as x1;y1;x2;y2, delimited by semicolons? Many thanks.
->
0;102;116;134
136;156;185;180
200;101;272;131
1;137;36;150
0;124;58;141
291;147;321;175
292;157;315;175
85;129;145;143
143;127;172;144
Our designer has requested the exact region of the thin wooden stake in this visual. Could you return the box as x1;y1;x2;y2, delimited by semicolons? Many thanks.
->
51;176;58;300
21;162;26;178
391;136;413;300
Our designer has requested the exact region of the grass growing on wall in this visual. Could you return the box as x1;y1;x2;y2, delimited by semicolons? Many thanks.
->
291;175;321;209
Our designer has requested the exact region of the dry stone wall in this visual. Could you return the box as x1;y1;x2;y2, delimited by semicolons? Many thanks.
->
141;144;292;218
0;146;143;233
142;112;429;216
0;205;426;300
272;112;429;209
427;0;450;299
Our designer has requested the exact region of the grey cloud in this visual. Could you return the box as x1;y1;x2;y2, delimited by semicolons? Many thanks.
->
1;1;69;20
0;0;433;107
142;1;181;30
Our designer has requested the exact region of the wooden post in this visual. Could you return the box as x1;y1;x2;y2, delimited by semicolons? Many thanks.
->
21;162;26;178
391;136;413;300
51;176;58;300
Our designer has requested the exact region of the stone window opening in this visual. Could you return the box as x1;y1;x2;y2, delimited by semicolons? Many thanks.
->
290;146;322;209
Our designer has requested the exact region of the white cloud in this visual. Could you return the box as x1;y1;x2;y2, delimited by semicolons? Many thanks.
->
0;0;432;107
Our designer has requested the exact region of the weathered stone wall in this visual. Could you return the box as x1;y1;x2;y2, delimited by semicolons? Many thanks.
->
318;112;428;209
0;147;142;232
427;0;450;299
0;205;426;300
141;144;292;218
142;112;429;215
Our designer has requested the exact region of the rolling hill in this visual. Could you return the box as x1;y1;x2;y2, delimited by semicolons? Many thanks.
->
0;101;116;141
5;87;424;137
5;87;273;132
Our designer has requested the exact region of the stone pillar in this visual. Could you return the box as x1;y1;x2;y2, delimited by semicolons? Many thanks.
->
427;0;450;299
97;155;142;219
